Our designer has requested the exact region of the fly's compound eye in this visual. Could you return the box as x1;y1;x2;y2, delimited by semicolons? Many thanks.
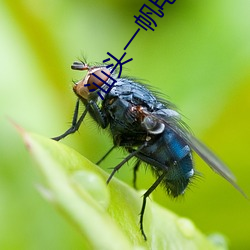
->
142;116;165;134
87;67;111;91
72;61;111;100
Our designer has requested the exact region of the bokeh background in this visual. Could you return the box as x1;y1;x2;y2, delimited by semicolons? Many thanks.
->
1;0;250;249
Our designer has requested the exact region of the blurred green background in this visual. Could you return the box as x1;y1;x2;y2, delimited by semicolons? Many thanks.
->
0;0;250;249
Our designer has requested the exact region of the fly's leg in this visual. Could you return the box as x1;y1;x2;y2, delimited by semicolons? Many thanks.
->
88;100;107;129
140;172;166;240
96;146;116;165
52;99;108;141
107;143;146;184
52;99;88;141
133;160;141;189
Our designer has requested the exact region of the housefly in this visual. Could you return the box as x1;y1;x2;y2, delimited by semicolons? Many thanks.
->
52;60;246;240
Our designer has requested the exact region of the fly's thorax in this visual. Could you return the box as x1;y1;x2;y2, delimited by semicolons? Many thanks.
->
72;61;111;100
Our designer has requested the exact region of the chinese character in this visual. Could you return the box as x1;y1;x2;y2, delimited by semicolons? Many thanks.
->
149;0;176;10
85;70;117;100
103;52;133;78
85;52;133;100
124;28;140;50
134;4;164;31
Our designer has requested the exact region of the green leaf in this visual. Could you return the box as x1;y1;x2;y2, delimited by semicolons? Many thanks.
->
19;128;227;250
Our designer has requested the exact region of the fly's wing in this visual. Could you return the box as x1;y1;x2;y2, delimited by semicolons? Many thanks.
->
183;132;248;197
152;110;247;198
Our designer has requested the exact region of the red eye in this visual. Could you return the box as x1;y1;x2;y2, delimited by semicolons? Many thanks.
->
87;68;111;90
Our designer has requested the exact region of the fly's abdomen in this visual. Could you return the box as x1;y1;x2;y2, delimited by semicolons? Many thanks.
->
137;128;194;197
164;153;193;197
163;129;194;196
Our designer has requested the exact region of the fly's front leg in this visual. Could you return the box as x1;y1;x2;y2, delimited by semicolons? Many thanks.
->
52;99;88;141
88;100;107;129
52;99;108;141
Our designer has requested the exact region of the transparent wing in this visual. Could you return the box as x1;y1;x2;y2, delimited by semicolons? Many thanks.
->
170;121;247;198
150;110;247;198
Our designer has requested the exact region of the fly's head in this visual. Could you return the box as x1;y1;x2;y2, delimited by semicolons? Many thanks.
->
71;61;111;100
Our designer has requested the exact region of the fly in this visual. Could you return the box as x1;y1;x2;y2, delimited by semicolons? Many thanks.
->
52;60;247;240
